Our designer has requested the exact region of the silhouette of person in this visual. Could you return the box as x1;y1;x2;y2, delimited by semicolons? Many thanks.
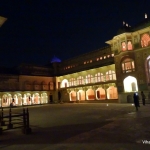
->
133;92;140;111
58;91;61;102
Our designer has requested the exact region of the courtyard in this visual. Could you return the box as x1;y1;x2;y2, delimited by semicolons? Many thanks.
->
1;103;150;150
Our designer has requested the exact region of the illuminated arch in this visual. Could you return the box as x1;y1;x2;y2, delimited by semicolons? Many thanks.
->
70;91;76;101
106;86;118;99
16;93;22;106
127;41;133;50
61;79;69;88
96;87;106;100
121;42;127;51
23;93;31;105
41;93;48;104
123;76;138;92
141;33;150;47
33;93;40;104
13;93;22;106
2;93;12;107
77;90;85;100
86;89;95;100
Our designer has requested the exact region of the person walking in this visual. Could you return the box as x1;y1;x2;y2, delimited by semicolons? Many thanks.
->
133;92;140;111
58;91;61;103
141;91;146;106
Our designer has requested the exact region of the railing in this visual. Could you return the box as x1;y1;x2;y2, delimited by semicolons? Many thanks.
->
0;107;31;135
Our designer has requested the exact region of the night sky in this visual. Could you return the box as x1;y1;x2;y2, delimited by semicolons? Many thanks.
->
0;0;150;67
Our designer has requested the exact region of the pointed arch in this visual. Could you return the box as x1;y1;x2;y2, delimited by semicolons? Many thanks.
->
123;76;138;92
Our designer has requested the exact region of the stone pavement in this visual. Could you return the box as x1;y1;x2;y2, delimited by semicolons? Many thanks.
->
1;104;150;150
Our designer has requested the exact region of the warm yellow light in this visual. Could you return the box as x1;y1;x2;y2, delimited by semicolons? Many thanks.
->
123;76;138;92
0;16;7;27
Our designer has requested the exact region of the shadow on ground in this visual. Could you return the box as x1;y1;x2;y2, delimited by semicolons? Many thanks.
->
0;120;113;144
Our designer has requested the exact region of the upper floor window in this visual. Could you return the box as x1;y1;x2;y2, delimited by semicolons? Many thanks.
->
122;42;127;51
61;79;69;88
77;76;84;85
85;74;94;84
122;58;135;73
95;73;104;82
127;41;133;50
105;70;116;81
141;33;150;47
69;78;76;86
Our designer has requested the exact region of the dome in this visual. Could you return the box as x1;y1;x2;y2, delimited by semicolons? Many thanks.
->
51;56;61;63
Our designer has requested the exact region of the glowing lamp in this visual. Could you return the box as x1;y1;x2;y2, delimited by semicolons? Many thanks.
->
0;16;7;27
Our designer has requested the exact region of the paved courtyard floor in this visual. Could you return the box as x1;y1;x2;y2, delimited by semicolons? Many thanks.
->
1;103;150;150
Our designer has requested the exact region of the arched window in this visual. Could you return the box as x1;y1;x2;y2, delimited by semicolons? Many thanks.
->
122;58;135;73
123;76;138;92
105;70;116;81
70;91;76;101
106;86;118;99
85;75;93;84
77;76;84;85
121;42;127;51
61;79;69;88
95;73;104;82
69;78;76;86
127;41;133;50
95;73;101;82
141;33;150;47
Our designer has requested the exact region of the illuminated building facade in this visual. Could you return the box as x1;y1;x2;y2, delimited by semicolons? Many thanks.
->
1;14;150;107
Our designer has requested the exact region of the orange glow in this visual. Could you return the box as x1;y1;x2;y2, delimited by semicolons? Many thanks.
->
127;41;133;50
122;42;126;51
141;33;150;47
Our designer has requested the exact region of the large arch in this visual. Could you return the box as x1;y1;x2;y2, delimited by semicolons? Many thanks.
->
77;90;85;100
2;93;12;107
13;93;22;106
23;93;31;105
96;87;106;100
33;93;40;104
61;79;69;88
41;93;48;104
86;89;95;100
123;76;138;92
106;86;118;99
70;91;76;101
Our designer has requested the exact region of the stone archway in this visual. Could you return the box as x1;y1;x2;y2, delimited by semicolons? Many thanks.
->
70;91;76;101
123;76;138;92
96;87;106;100
61;79;69;88
106;86;118;99
86;89;95;100
77;90;85;101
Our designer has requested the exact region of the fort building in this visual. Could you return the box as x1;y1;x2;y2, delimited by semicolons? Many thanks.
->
1;14;150;107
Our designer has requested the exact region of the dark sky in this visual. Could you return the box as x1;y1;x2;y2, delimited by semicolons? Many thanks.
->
0;0;150;67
